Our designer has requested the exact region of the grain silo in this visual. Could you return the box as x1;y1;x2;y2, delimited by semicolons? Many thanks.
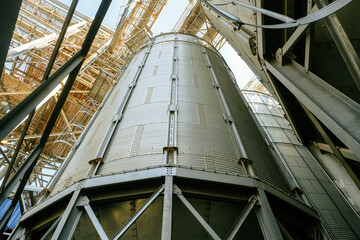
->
10;33;322;240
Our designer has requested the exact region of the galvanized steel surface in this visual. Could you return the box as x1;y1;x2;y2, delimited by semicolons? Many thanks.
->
51;33;253;194
242;90;360;239
12;35;326;240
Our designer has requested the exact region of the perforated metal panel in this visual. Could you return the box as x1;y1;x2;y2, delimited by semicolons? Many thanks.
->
242;90;360;239
52;34;296;195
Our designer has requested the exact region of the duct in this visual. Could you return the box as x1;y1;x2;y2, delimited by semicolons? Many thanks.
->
242;90;360;237
265;60;360;159
6;21;87;60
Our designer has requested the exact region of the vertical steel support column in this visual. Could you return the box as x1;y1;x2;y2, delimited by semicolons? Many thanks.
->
255;190;284;240
161;176;173;240
51;190;83;240
164;36;179;164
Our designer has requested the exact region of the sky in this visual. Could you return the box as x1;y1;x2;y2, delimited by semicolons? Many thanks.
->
60;0;254;88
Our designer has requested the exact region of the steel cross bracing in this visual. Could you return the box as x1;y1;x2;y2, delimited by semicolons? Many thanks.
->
0;0;166;217
9;164;321;240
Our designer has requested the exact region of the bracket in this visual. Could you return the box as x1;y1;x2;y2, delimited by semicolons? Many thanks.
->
168;104;178;112
112;113;122;123
163;146;178;153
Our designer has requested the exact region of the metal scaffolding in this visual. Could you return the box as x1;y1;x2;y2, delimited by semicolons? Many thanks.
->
174;1;226;50
0;0;166;230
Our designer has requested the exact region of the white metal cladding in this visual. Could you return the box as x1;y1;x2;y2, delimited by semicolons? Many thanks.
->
51;34;247;193
242;90;360;238
50;50;148;194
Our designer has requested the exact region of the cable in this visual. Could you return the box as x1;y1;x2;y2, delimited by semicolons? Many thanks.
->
201;0;352;29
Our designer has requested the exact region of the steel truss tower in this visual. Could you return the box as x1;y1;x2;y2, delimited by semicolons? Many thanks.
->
9;33;325;240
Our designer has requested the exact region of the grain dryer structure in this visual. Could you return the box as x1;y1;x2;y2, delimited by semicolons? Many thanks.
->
8;33;327;240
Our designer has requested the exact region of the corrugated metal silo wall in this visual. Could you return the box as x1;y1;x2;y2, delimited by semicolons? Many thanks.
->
50;33;291;195
205;49;291;192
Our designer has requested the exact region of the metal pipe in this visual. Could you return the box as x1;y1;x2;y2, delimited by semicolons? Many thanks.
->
217;0;296;23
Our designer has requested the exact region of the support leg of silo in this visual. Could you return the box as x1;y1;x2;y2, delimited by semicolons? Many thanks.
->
161;176;173;240
255;190;284;240
51;190;83;240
